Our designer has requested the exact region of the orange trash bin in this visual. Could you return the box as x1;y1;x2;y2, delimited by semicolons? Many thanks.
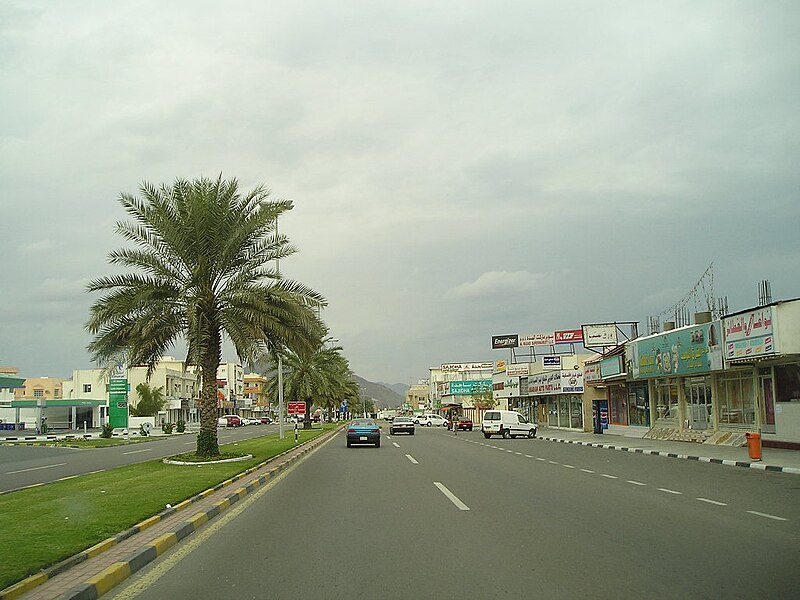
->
745;432;762;461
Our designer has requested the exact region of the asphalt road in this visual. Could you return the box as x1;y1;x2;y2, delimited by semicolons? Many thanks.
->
0;425;282;493
109;425;799;600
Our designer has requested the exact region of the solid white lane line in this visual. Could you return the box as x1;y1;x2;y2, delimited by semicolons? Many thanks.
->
627;480;646;486
601;474;618;479
57;475;79;482
697;498;727;506
122;449;153;455
405;455;419;464
747;511;787;521
658;488;683;495
581;468;595;473
392;442;400;448
6;463;67;474
434;482;470;511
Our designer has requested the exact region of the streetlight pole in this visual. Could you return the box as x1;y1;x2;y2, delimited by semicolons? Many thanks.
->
275;213;285;440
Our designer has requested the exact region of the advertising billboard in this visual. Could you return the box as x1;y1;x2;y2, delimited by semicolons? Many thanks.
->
724;307;775;361
519;332;555;346
506;363;530;376
630;321;722;379
449;380;492;395
555;329;584;344
492;334;519;349
582;324;618;347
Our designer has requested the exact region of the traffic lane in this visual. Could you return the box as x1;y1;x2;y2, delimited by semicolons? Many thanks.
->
0;427;277;492
449;429;800;522
395;427;799;598
111;427;498;600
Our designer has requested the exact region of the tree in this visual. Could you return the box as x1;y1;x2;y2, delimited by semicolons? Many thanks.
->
472;382;497;410
275;341;353;429
130;382;166;416
86;176;325;457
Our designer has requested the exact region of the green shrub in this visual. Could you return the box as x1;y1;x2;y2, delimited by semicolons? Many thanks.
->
100;423;114;438
162;422;175;434
176;420;186;433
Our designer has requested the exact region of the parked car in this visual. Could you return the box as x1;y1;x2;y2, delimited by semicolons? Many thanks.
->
416;413;449;427
259;417;273;424
481;410;536;439
389;416;415;435
346;418;381;448
218;415;243;427
447;417;473;431
247;418;261;425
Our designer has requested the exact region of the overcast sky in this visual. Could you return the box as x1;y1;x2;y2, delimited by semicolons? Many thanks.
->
2;1;798;387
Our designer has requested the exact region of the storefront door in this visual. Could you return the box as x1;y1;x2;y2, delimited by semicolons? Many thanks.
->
686;377;711;430
759;369;776;434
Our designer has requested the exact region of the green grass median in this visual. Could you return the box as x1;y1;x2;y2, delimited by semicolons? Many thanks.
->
0;425;336;590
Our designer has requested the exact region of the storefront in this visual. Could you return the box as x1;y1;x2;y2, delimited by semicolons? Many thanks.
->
584;348;650;437
722;300;800;446
628;318;724;437
527;366;588;431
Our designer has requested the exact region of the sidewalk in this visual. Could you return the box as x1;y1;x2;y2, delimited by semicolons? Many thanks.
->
1;428;339;600
536;427;800;475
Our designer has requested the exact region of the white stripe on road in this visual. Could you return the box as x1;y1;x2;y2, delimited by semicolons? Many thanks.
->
6;463;66;474
524;455;533;458
392;442;400;448
581;469;595;473
405;454;419;464
658;488;683;495
122;449;153;455
536;457;545;461
184;442;195;445
697;497;727;506
626;480;646;486
601;474;618;479
548;460;559;464
747;510;787;521
563;464;575;469
434;482;470;511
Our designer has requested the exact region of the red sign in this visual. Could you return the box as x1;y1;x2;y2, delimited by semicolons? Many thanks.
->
287;401;306;415
555;329;583;344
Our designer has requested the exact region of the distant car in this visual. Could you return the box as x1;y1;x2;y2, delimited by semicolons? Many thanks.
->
218;415;243;427
346;418;381;448
389;416;415;435
259;417;273;424
447;417;473;431
247;418;261;425
416;414;449;427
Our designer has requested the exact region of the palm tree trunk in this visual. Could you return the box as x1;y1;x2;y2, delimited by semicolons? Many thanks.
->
197;354;221;457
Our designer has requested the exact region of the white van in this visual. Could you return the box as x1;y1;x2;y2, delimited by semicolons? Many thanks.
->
481;410;537;439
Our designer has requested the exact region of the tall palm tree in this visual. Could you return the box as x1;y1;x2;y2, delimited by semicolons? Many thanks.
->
86;176;325;457
275;342;354;429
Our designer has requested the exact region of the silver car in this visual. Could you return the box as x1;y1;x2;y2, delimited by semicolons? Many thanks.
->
389;416;415;435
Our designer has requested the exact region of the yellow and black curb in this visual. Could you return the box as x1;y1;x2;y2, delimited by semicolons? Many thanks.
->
0;427;342;600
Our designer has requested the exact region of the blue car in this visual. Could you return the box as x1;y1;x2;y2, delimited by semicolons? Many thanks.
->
346;418;381;448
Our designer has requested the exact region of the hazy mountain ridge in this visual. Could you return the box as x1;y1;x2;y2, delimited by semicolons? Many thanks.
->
379;382;409;397
352;375;405;408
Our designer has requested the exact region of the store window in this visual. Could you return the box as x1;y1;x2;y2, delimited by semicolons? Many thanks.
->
33;388;44;398
609;385;628;425
654;378;679;422
547;398;558;426
627;384;650;426
558;397;569;427
774;364;800;402
83;384;92;393
717;370;755;426
569;396;583;428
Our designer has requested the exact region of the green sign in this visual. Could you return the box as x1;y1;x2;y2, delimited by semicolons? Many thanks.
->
630;321;723;379
108;378;129;428
448;380;492;395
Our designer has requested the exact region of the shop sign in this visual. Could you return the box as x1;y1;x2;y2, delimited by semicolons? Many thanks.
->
600;355;624;378
448;380;492;395
629;321;723;379
495;360;506;373
555;329;584;344
724;307;775;360
520;332;555;346
506;363;530;376
441;363;465;372
542;355;561;370
520;377;529;396
492;334;519;349
527;371;563;395
561;368;584;393
584;362;602;383
582;323;618;347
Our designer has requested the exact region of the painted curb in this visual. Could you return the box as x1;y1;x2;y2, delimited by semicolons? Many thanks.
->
539;435;799;475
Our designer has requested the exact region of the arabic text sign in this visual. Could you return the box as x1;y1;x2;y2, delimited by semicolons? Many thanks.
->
519;332;555;346
724;307;775;360
582;324;618;347
448;380;492;395
631;322;721;379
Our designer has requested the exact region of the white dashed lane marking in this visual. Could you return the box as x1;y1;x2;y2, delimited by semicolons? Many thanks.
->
697;498;727;506
601;474;618;479
627;480;646;486
434;482;470;511
405;454;419;464
392;442;400;448
6;463;67;474
658;488;683;495
747;511;787;521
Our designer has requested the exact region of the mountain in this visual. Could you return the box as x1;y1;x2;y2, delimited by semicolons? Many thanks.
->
352;375;405;408
380;382;410;397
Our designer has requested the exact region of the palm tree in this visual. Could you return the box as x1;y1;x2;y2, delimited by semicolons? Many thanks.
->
275;341;354;429
86;176;325;457
130;382;166;417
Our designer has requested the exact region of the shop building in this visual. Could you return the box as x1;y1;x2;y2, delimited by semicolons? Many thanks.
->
721;299;800;448
429;362;494;421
